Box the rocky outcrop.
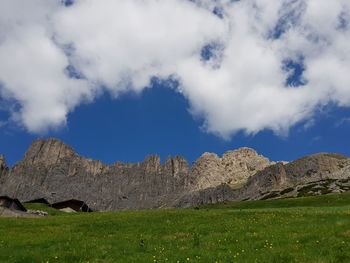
[0,138,349,211]
[173,153,350,207]
[0,155,8,178]
[189,148,272,190]
[174,184,236,208]
[22,138,76,166]
[236,153,350,200]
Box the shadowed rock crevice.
[0,155,7,175]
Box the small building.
[51,199,93,212]
[24,198,50,205]
[0,196,27,212]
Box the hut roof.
[24,198,50,205]
[0,196,27,212]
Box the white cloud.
[0,0,94,132]
[0,0,349,137]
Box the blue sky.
[1,81,350,167]
[1,0,350,166]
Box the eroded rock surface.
[174,153,350,207]
[189,148,272,191]
[0,139,193,211]
[0,155,7,175]
[0,155,8,184]
[0,138,349,211]
[238,153,350,200]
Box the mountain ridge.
[0,138,349,211]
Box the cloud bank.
[0,0,349,137]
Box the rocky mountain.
[177,153,350,207]
[238,153,350,200]
[190,148,271,190]
[0,138,272,210]
[0,138,349,211]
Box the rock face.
[22,139,76,166]
[190,148,272,191]
[0,155,8,180]
[173,153,350,207]
[0,138,272,210]
[0,155,7,174]
[0,138,349,211]
[0,138,193,211]
[237,153,350,200]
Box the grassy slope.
[0,194,349,263]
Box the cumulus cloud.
[0,0,349,137]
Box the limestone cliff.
[189,148,272,191]
[237,153,350,200]
[0,138,349,211]
[176,153,350,207]
[0,138,192,210]
[0,155,8,177]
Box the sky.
[1,0,350,166]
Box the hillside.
[0,193,349,262]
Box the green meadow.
[1,193,350,263]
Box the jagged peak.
[163,156,190,178]
[0,154,7,167]
[198,152,220,159]
[190,147,273,191]
[224,147,259,156]
[197,147,266,162]
[143,154,161,163]
[164,155,188,164]
[143,155,161,173]
[22,137,76,165]
[222,148,271,165]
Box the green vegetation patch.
[0,193,350,262]
[24,203,69,216]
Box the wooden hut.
[0,196,27,212]
[51,199,92,212]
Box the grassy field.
[1,194,350,263]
